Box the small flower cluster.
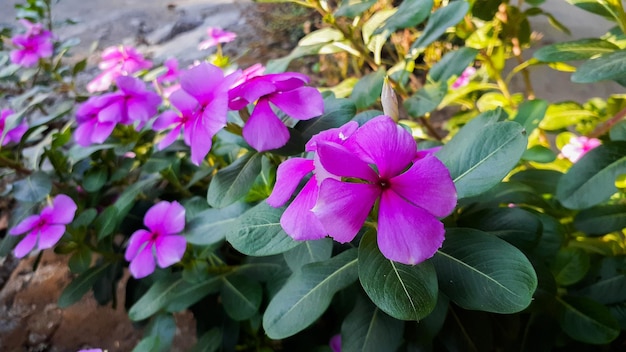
[561,135,601,163]
[10,19,53,67]
[87,45,153,93]
[268,116,457,265]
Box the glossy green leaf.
[432,228,537,313]
[341,295,404,352]
[129,275,222,321]
[350,69,386,109]
[12,171,51,202]
[263,249,358,339]
[94,206,118,240]
[534,39,618,62]
[132,337,160,352]
[550,248,590,286]
[225,202,299,256]
[564,0,614,18]
[437,110,527,199]
[58,263,111,308]
[557,295,620,344]
[610,120,626,141]
[378,0,433,33]
[429,47,479,82]
[207,151,263,208]
[189,328,222,352]
[358,231,438,320]
[574,273,626,305]
[404,81,447,117]
[68,247,92,274]
[513,99,548,135]
[556,142,626,209]
[521,145,556,163]
[509,169,562,195]
[83,167,107,192]
[540,102,597,130]
[410,1,469,54]
[296,96,356,141]
[221,274,262,321]
[335,0,377,17]
[184,202,249,245]
[572,50,626,83]
[574,204,626,235]
[284,238,333,271]
[298,28,344,46]
[143,314,176,352]
[265,43,326,74]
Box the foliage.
[2,0,626,350]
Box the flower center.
[379,179,390,189]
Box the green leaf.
[572,50,626,83]
[83,167,107,193]
[12,171,51,202]
[296,96,356,141]
[574,204,626,236]
[350,69,386,109]
[189,328,222,352]
[341,295,404,352]
[221,274,263,321]
[509,169,562,194]
[263,249,358,339]
[266,43,327,73]
[128,275,222,321]
[94,206,118,240]
[284,238,333,271]
[539,102,597,131]
[436,110,527,199]
[132,337,160,352]
[610,120,626,141]
[68,247,92,274]
[298,28,344,46]
[550,248,590,286]
[58,263,112,308]
[378,0,433,33]
[358,230,438,320]
[410,1,469,54]
[143,314,176,352]
[207,151,263,208]
[184,202,249,245]
[521,145,556,163]
[557,295,620,344]
[335,0,377,17]
[404,81,448,117]
[225,202,299,256]
[513,99,548,135]
[556,142,626,209]
[534,39,618,62]
[429,47,479,83]
[564,0,614,19]
[432,228,537,313]
[574,267,626,305]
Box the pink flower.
[10,20,53,68]
[561,136,602,163]
[153,62,239,165]
[312,116,456,264]
[87,45,152,92]
[198,27,237,50]
[451,66,476,89]
[157,58,180,84]
[9,194,77,258]
[99,76,162,126]
[1,109,28,146]
[330,334,341,352]
[229,72,324,152]
[267,122,359,240]
[124,201,186,279]
[77,349,103,352]
[74,95,118,146]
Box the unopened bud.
[381,76,399,122]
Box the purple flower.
[329,334,341,352]
[153,62,239,165]
[229,72,324,152]
[87,45,152,92]
[267,122,359,240]
[451,66,476,89]
[99,76,162,126]
[561,136,601,163]
[74,95,118,146]
[1,109,28,146]
[157,58,180,84]
[198,27,237,50]
[9,194,77,258]
[77,349,103,352]
[311,116,457,264]
[124,201,186,279]
[10,20,53,68]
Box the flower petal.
[129,245,156,279]
[316,142,378,182]
[390,155,457,217]
[280,177,327,240]
[169,89,198,115]
[90,121,116,144]
[43,194,77,225]
[157,125,182,150]
[13,232,38,258]
[124,229,153,262]
[189,116,214,165]
[153,110,180,131]
[377,190,445,265]
[180,63,223,104]
[155,235,187,268]
[144,201,186,235]
[37,224,66,249]
[269,87,323,121]
[313,179,380,243]
[9,215,40,235]
[242,99,290,152]
[348,115,417,179]
[267,158,314,207]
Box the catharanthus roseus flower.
[229,72,324,152]
[87,45,152,92]
[561,136,602,163]
[124,201,186,279]
[0,109,28,146]
[267,122,359,240]
[10,20,53,68]
[153,62,239,165]
[74,95,118,146]
[9,194,77,258]
[99,75,162,126]
[451,66,476,89]
[157,58,180,84]
[329,334,341,352]
[198,27,237,50]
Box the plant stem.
[511,37,535,100]
[589,106,626,138]
[0,155,31,175]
